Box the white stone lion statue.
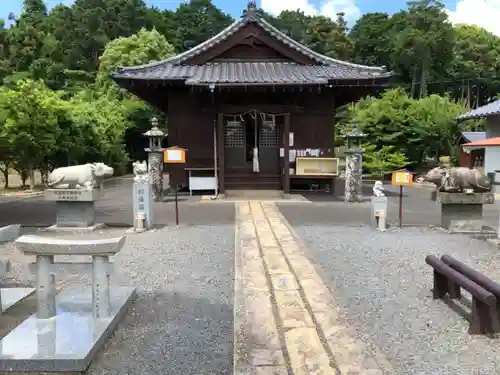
[47,163,114,190]
[133,160,150,183]
[372,181,385,197]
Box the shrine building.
[111,2,393,196]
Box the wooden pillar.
[283,113,290,198]
[331,95,337,195]
[217,112,225,196]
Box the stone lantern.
[343,123,366,202]
[144,117,166,201]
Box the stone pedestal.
[344,153,363,202]
[437,192,494,233]
[371,196,387,231]
[133,183,154,230]
[0,235,137,371]
[147,151,164,202]
[44,189,103,232]
[0,225,35,315]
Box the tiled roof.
[111,7,392,84]
[112,62,393,84]
[457,100,500,121]
[463,136,500,147]
[460,131,486,143]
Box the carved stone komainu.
[132,160,150,184]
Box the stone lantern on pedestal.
[144,117,166,202]
[344,123,366,202]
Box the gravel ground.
[0,223,234,375]
[293,224,500,375]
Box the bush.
[363,144,409,178]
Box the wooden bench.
[425,255,499,334]
[441,254,500,327]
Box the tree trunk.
[28,167,35,190]
[41,169,48,185]
[2,165,8,189]
[419,63,428,99]
[411,69,418,98]
[21,170,28,188]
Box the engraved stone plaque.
[133,183,153,229]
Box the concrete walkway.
[234,201,396,374]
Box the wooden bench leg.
[448,280,461,299]
[470,297,500,335]
[433,271,448,299]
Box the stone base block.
[55,201,96,228]
[0,286,136,372]
[0,225,21,243]
[440,198,489,233]
[487,238,500,249]
[1,288,35,312]
[437,191,495,204]
[447,220,485,233]
[44,223,105,233]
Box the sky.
[1,0,499,36]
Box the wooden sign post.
[164,146,187,226]
[391,169,413,228]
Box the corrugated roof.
[112,62,392,84]
[111,6,392,84]
[461,131,487,143]
[463,136,500,147]
[457,100,500,121]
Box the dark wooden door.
[224,120,247,174]
[258,117,280,175]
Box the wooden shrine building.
[112,2,393,196]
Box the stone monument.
[0,225,35,314]
[344,123,366,203]
[371,181,387,231]
[132,160,154,231]
[144,117,166,202]
[44,162,114,231]
[0,234,136,371]
[424,166,495,232]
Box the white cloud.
[446,0,500,36]
[260,0,361,24]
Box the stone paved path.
[234,201,396,375]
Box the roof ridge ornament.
[244,0,258,18]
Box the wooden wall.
[164,85,346,186]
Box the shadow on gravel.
[88,290,233,375]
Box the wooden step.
[226,189,283,198]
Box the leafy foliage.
[363,145,409,178]
[348,88,481,165]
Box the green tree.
[391,0,455,98]
[449,24,500,107]
[96,28,175,162]
[349,13,392,66]
[173,0,233,51]
[69,94,131,173]
[0,79,67,189]
[363,145,409,178]
[96,28,175,94]
[54,0,151,71]
[349,88,478,165]
[7,0,48,73]
[304,14,352,59]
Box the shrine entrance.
[222,110,284,189]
